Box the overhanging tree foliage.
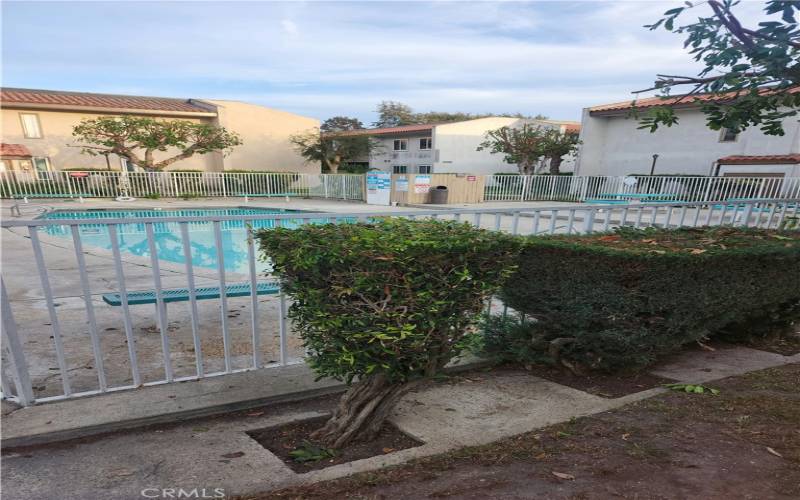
[638,0,800,135]
[72,116,242,171]
[258,219,520,447]
[477,125,580,175]
[373,100,548,128]
[537,128,581,175]
[290,116,377,173]
[373,101,419,128]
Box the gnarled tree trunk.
[518,159,536,175]
[323,154,342,174]
[311,374,423,448]
[549,155,563,175]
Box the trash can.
[430,185,448,204]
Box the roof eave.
[0,102,218,118]
[589,101,706,117]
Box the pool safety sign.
[395,176,409,192]
[366,172,392,205]
[414,175,431,194]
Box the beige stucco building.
[0,88,320,175]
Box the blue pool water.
[38,207,330,275]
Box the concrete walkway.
[2,345,796,500]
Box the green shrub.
[257,219,520,447]
[492,227,800,373]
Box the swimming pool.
[38,207,323,274]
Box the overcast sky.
[2,1,768,124]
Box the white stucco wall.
[432,117,521,174]
[575,107,800,177]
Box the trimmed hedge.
[257,218,521,384]
[491,227,800,372]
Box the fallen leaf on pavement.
[766,447,783,458]
[552,471,575,480]
[221,452,245,459]
[382,447,395,453]
[106,468,136,478]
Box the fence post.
[341,175,346,200]
[171,172,179,197]
[582,207,596,234]
[740,202,754,227]
[65,172,74,199]
[1,278,34,406]
[702,177,713,203]
[580,177,589,201]
[520,175,529,201]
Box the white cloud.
[2,0,773,123]
[280,19,299,36]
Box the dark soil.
[243,363,800,500]
[520,364,674,398]
[742,331,800,356]
[248,416,422,473]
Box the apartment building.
[0,88,320,175]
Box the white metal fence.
[3,171,799,205]
[0,171,365,201]
[484,174,800,202]
[2,198,798,406]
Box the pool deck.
[1,196,582,217]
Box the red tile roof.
[329,123,435,138]
[718,154,800,165]
[0,143,32,158]
[0,88,214,114]
[329,120,580,138]
[590,87,800,115]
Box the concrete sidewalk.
[2,345,796,500]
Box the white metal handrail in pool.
[2,198,798,406]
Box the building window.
[418,165,432,174]
[393,139,408,151]
[419,138,432,150]
[719,128,738,142]
[32,157,51,180]
[392,165,407,174]
[20,113,43,138]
